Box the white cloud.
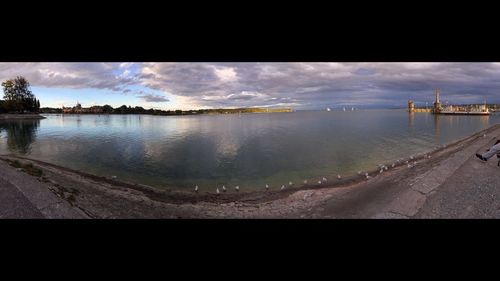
[213,66,237,83]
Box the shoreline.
[0,113,46,120]
[0,123,499,218]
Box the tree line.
[0,76,40,113]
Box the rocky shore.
[0,114,46,120]
[1,124,499,218]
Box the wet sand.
[1,124,499,218]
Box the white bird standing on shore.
[222,185,226,192]
[303,180,308,184]
[265,184,269,190]
[235,185,239,191]
[322,177,327,182]
[384,166,388,171]
[281,185,285,190]
[194,185,198,193]
[337,174,341,180]
[216,188,220,194]
[358,171,362,175]
[289,181,293,186]
[410,155,414,160]
[365,172,369,177]
[318,180,322,184]
[391,163,395,168]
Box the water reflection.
[0,120,40,154]
[1,112,498,191]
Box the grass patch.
[48,183,79,206]
[8,159,43,177]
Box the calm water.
[1,110,498,192]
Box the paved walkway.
[0,176,44,218]
[0,161,87,219]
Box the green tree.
[102,104,114,113]
[1,76,38,113]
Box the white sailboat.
[343,107,346,112]
[326,107,331,112]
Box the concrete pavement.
[0,161,87,219]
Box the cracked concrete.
[0,161,87,218]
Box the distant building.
[62,102,103,114]
[408,100,415,113]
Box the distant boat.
[343,107,346,112]
[351,107,354,111]
[326,107,331,112]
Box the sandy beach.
[1,124,499,218]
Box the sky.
[0,63,499,110]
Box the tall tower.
[433,89,441,113]
[408,100,415,113]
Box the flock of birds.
[194,153,435,194]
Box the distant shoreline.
[0,113,46,120]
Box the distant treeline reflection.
[0,120,39,154]
[40,104,292,115]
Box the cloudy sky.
[0,63,499,110]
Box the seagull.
[281,185,285,190]
[289,181,293,186]
[235,186,239,191]
[410,155,414,160]
[391,163,395,168]
[194,185,198,193]
[337,174,341,180]
[265,184,269,190]
[322,177,327,182]
[365,172,369,177]
[216,188,220,194]
[405,160,409,164]
[384,166,388,171]
[358,171,362,175]
[379,169,383,174]
[303,180,308,184]
[318,180,322,184]
[222,185,226,192]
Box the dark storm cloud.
[138,93,169,102]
